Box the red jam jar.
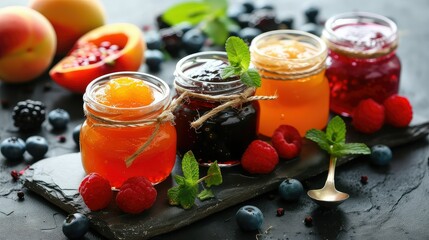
[322,12,401,116]
[173,51,258,166]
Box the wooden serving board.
[23,116,429,240]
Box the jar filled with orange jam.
[250,30,329,136]
[80,72,176,188]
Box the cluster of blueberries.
[143,2,322,72]
[0,100,81,161]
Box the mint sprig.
[162,0,234,45]
[221,36,261,88]
[167,151,223,209]
[305,116,371,158]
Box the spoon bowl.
[307,156,349,208]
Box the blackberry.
[12,99,46,132]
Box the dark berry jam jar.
[173,51,258,166]
[322,12,401,116]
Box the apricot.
[0,6,56,83]
[29,0,106,56]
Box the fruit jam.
[250,30,329,136]
[173,52,258,166]
[80,72,176,188]
[322,12,401,116]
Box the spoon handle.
[326,155,337,185]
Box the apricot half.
[50,23,146,93]
[0,6,56,83]
[29,0,106,56]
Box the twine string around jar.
[174,84,278,129]
[84,87,277,168]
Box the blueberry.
[48,108,70,130]
[241,0,255,13]
[228,24,241,37]
[174,22,193,34]
[72,124,81,146]
[0,137,25,161]
[145,30,162,50]
[182,28,206,54]
[227,4,247,23]
[25,136,48,159]
[278,178,304,201]
[236,205,264,231]
[370,145,392,166]
[145,49,164,72]
[236,13,252,28]
[238,27,262,44]
[155,14,170,29]
[304,6,320,23]
[279,17,295,29]
[62,213,89,239]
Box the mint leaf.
[221,65,240,79]
[182,151,199,182]
[240,68,261,88]
[202,17,229,45]
[326,116,346,145]
[203,0,227,10]
[174,175,186,185]
[305,129,331,153]
[197,189,215,201]
[225,36,250,69]
[331,143,371,157]
[205,161,222,187]
[162,2,210,26]
[167,186,180,206]
[177,182,199,209]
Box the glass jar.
[250,30,329,137]
[322,12,401,116]
[173,51,258,166]
[80,71,176,188]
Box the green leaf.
[205,161,222,187]
[177,182,199,209]
[240,69,261,87]
[174,175,186,185]
[197,189,215,201]
[162,2,210,26]
[182,151,199,182]
[221,65,240,79]
[326,116,346,145]
[202,17,229,45]
[225,36,250,69]
[203,0,227,11]
[167,186,180,206]
[305,129,331,153]
[331,143,371,157]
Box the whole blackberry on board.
[12,99,46,132]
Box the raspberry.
[352,99,385,134]
[271,125,302,159]
[241,140,279,174]
[12,99,46,132]
[115,176,157,214]
[383,95,413,127]
[79,173,112,211]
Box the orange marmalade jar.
[80,72,176,188]
[250,30,329,136]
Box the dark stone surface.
[1,0,429,240]
[22,116,429,240]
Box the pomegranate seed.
[304,216,313,226]
[10,170,20,181]
[17,191,25,200]
[58,135,67,143]
[360,175,368,184]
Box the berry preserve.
[173,52,258,166]
[322,12,401,116]
[80,72,176,188]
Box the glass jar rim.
[84,71,171,114]
[323,11,397,43]
[174,51,247,95]
[250,29,328,63]
[322,11,398,58]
